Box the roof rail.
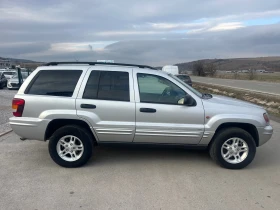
[44,62,157,70]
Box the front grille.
[10,83,19,87]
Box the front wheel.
[48,125,93,168]
[209,127,256,169]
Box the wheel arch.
[45,119,98,145]
[209,122,259,147]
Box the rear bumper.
[9,117,50,141]
[257,125,273,146]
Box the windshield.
[12,72,28,79]
[3,72,15,76]
[169,74,203,98]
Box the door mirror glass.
[178,95,196,106]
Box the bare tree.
[192,61,205,76]
[204,63,217,76]
[233,71,238,79]
[248,69,255,80]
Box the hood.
[4,75,13,79]
[207,94,263,109]
[9,78,26,83]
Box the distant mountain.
[176,56,280,72]
[0,56,40,63]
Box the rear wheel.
[49,125,93,168]
[209,127,256,169]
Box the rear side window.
[83,71,129,101]
[26,70,82,97]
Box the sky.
[0,0,280,65]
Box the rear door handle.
[80,104,96,109]
[140,108,156,113]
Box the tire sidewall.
[49,126,93,168]
[215,128,256,169]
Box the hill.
[176,56,280,72]
[0,56,43,69]
[0,56,39,63]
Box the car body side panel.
[76,66,136,142]
[10,66,90,140]
[132,68,205,144]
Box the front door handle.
[140,108,156,113]
[80,104,96,109]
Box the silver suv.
[10,62,273,169]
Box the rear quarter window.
[25,70,82,97]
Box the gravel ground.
[0,121,279,210]
[0,88,17,134]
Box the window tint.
[176,75,190,80]
[26,70,82,97]
[3,72,15,75]
[83,71,129,101]
[137,73,185,104]
[83,71,100,99]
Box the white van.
[162,65,179,75]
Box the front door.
[76,67,135,142]
[133,72,204,144]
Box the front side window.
[137,73,186,104]
[12,72,28,79]
[83,71,129,101]
[26,70,82,97]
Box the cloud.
[0,42,50,57]
[0,0,280,65]
[208,22,245,31]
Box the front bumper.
[7,82,19,89]
[9,117,51,141]
[257,125,273,146]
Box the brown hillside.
[176,57,280,72]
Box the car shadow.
[87,145,213,167]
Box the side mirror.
[178,95,196,106]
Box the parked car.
[2,71,16,79]
[7,72,28,90]
[10,62,273,169]
[0,72,8,89]
[175,74,192,86]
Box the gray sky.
[1,0,280,65]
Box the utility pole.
[17,67,23,87]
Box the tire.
[209,127,256,169]
[48,125,93,168]
[0,83,3,89]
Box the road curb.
[0,129,13,137]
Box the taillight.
[12,98,25,117]
[263,113,270,124]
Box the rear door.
[133,70,205,144]
[76,66,135,142]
